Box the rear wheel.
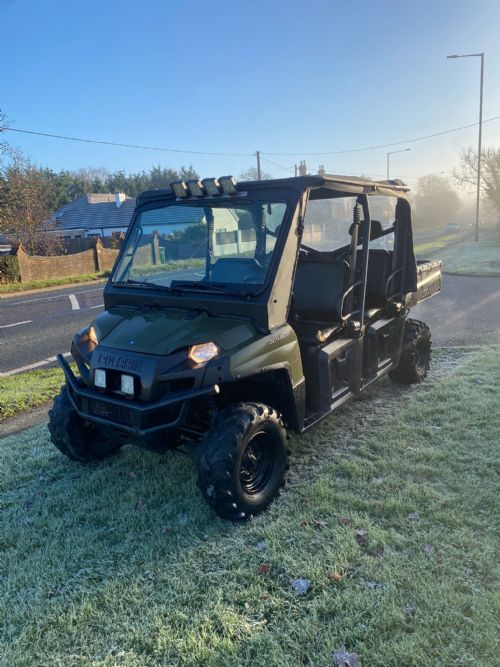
[389,318,431,384]
[48,386,122,462]
[196,402,288,520]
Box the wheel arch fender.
[216,366,305,432]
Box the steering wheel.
[241,273,261,284]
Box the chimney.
[298,160,308,176]
[115,193,126,208]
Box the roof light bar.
[219,175,237,195]
[201,177,221,196]
[170,180,189,198]
[186,179,205,197]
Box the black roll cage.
[104,175,416,333]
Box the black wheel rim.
[415,338,430,372]
[240,432,275,496]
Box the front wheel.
[389,318,431,384]
[196,402,288,520]
[48,386,122,462]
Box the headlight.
[74,324,99,363]
[88,325,99,346]
[188,342,219,365]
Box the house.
[0,232,16,255]
[45,193,136,238]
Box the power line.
[1,113,500,160]
[260,156,295,174]
[261,114,500,156]
[0,126,254,157]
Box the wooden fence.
[14,239,120,283]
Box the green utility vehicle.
[49,174,442,519]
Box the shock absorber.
[347,200,363,317]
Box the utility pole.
[386,148,411,180]
[476,54,484,243]
[256,150,261,180]
[447,52,484,242]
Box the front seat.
[291,257,350,344]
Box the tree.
[0,109,9,164]
[456,146,500,215]
[239,166,272,181]
[0,108,203,248]
[412,174,461,230]
[1,158,62,253]
[0,109,17,220]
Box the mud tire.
[389,318,431,384]
[48,386,122,462]
[196,402,288,520]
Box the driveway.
[413,273,500,346]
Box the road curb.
[0,403,50,439]
[0,279,107,300]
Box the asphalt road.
[0,284,104,374]
[1,273,499,376]
[413,273,500,347]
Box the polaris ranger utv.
[49,174,441,519]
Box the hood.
[92,306,258,356]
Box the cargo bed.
[405,259,442,307]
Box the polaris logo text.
[96,353,143,373]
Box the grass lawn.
[0,366,66,421]
[413,231,471,257]
[1,346,499,666]
[0,272,108,295]
[431,230,500,275]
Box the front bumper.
[58,354,218,437]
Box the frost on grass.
[291,578,310,594]
[1,346,498,666]
[333,647,361,666]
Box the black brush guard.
[57,354,218,437]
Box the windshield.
[112,200,287,294]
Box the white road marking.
[89,304,104,309]
[69,294,80,310]
[0,320,32,329]
[7,287,103,306]
[0,352,71,377]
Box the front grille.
[89,399,131,425]
[156,377,195,400]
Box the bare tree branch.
[456,146,500,212]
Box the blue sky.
[1,0,500,189]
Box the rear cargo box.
[405,259,442,307]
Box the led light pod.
[201,177,221,196]
[94,369,106,389]
[121,374,135,396]
[170,180,189,198]
[188,342,219,364]
[219,175,237,194]
[186,179,205,197]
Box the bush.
[0,255,20,283]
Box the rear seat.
[356,249,392,307]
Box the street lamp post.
[447,52,484,242]
[386,148,411,180]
